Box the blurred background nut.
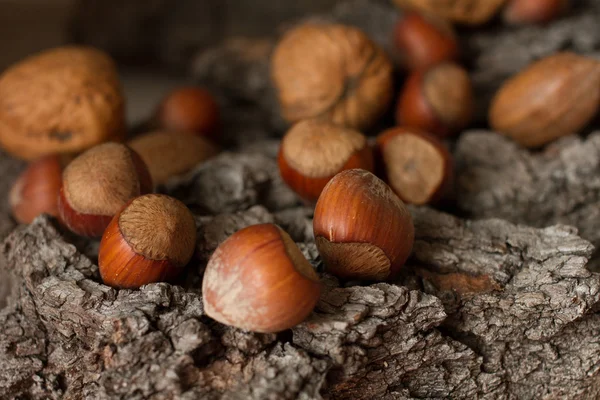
[392,0,506,25]
[489,52,600,148]
[503,0,569,25]
[396,62,474,138]
[0,46,125,160]
[271,23,393,131]
[128,131,219,185]
[393,10,458,70]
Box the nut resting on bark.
[278,119,374,203]
[57,142,153,237]
[0,46,125,160]
[313,169,414,281]
[376,127,453,205]
[489,52,600,148]
[128,131,219,185]
[271,23,393,131]
[202,223,321,333]
[392,0,507,25]
[396,62,474,138]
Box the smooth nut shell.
[271,23,393,131]
[392,0,506,25]
[503,0,568,24]
[396,63,473,137]
[393,11,458,70]
[202,223,321,333]
[99,194,196,289]
[155,87,220,138]
[278,119,374,202]
[9,155,63,224]
[128,131,219,185]
[489,52,600,148]
[0,46,125,160]
[313,169,414,281]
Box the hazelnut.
[0,46,125,160]
[392,0,506,25]
[9,155,65,224]
[489,52,600,148]
[393,11,458,70]
[271,23,393,131]
[57,143,153,237]
[313,169,414,281]
[128,131,219,185]
[278,119,374,203]
[503,0,568,25]
[396,62,473,138]
[99,194,196,289]
[155,87,220,139]
[376,127,453,205]
[202,223,320,333]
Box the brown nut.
[393,11,458,70]
[489,52,600,148]
[9,155,64,224]
[313,169,414,281]
[376,127,453,205]
[128,131,219,185]
[392,0,506,25]
[57,143,153,237]
[155,87,220,140]
[271,23,393,131]
[278,119,374,203]
[503,0,569,25]
[99,194,196,289]
[396,62,473,138]
[0,46,125,160]
[202,223,321,333]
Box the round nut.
[0,46,125,160]
[271,23,393,131]
[392,0,506,25]
[202,223,321,333]
[278,119,374,202]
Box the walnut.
[270,23,393,131]
[0,46,125,160]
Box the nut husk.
[271,23,393,131]
[392,0,506,25]
[0,46,125,160]
[489,52,600,148]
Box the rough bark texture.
[0,0,598,399]
[455,130,600,269]
[1,146,600,399]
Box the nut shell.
[393,11,458,70]
[128,131,219,185]
[278,119,374,202]
[0,46,125,160]
[503,0,568,24]
[271,23,393,131]
[396,62,473,138]
[58,143,153,237]
[99,194,196,289]
[376,127,453,205]
[313,169,414,281]
[392,0,506,25]
[9,155,63,224]
[155,87,220,139]
[202,223,320,333]
[489,52,600,148]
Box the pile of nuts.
[3,0,600,334]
